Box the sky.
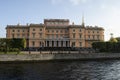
[0,0,120,41]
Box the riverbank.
[0,52,120,62]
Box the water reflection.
[0,60,120,80]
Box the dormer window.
[33,28,35,31]
[73,29,75,32]
[40,29,42,31]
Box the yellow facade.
[6,19,104,48]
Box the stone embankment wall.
[0,52,120,62]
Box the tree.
[0,38,27,54]
[92,42,106,52]
[0,38,12,53]
[109,33,118,42]
[109,38,118,43]
[92,41,120,53]
[116,37,120,42]
[21,38,26,49]
[11,38,26,50]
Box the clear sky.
[0,0,120,41]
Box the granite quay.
[0,52,120,62]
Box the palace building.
[6,19,104,49]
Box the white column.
[67,41,69,47]
[63,41,65,47]
[50,41,52,47]
[54,41,56,47]
[59,41,61,47]
[46,41,47,47]
[45,41,47,47]
[47,41,48,47]
[68,41,70,47]
[65,41,66,47]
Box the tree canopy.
[92,41,120,53]
[0,38,26,53]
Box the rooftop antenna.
[82,13,85,27]
[72,22,74,25]
[110,33,113,38]
[17,23,20,26]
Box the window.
[72,42,75,47]
[73,33,75,38]
[79,42,82,47]
[80,29,81,32]
[12,30,15,32]
[18,30,20,32]
[93,31,94,33]
[79,34,82,39]
[17,34,19,38]
[32,41,35,47]
[88,35,90,39]
[52,30,54,33]
[23,30,24,32]
[97,31,99,33]
[39,33,42,38]
[12,34,14,38]
[32,33,35,38]
[56,30,58,33]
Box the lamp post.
[42,42,44,50]
[110,33,113,38]
[40,42,44,54]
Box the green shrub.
[92,41,120,53]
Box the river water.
[0,60,120,80]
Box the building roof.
[29,23,44,27]
[6,24,29,29]
[44,19,69,22]
[6,19,104,30]
[46,26,69,29]
[69,25,85,28]
[86,26,104,30]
